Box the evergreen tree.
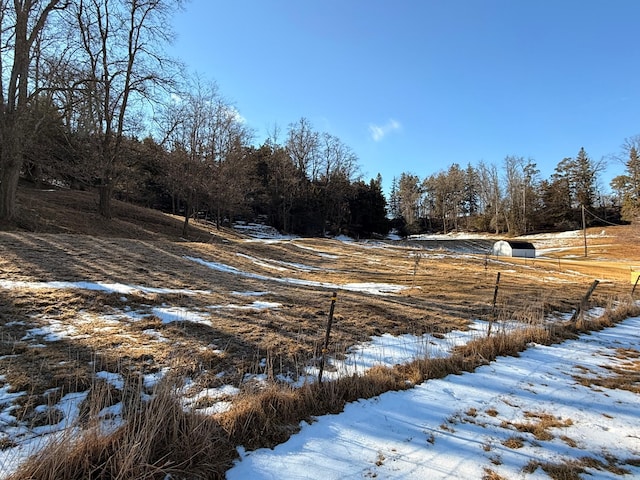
[612,143,640,221]
[348,174,389,238]
[540,175,574,229]
[463,164,480,229]
[573,147,597,208]
[388,176,401,220]
[553,150,599,210]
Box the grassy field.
[1,185,639,478]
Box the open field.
[1,187,639,477]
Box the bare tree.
[0,0,68,220]
[477,161,502,234]
[159,77,218,235]
[205,101,253,229]
[397,172,422,229]
[158,75,252,234]
[71,0,183,218]
[286,117,319,180]
[313,132,359,234]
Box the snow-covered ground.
[228,315,640,479]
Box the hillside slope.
[3,184,223,241]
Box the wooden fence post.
[570,280,600,325]
[318,291,338,383]
[488,272,501,337]
[412,252,422,287]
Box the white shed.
[492,240,536,258]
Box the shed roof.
[503,241,535,249]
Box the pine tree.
[573,147,596,209]
[614,145,640,221]
[626,146,640,204]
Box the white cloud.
[369,119,401,141]
[224,105,246,124]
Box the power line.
[583,206,625,227]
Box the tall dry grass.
[9,296,640,479]
[9,379,234,480]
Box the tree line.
[390,141,640,236]
[0,0,388,237]
[1,1,638,239]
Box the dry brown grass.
[8,380,234,480]
[572,345,640,394]
[514,411,573,441]
[8,296,640,479]
[482,468,509,480]
[3,186,640,478]
[523,459,586,480]
[524,455,633,479]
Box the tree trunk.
[98,183,113,218]
[0,121,23,221]
[182,203,190,238]
[0,162,21,221]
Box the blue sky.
[169,0,640,195]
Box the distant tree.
[250,141,301,233]
[540,166,575,230]
[462,163,480,229]
[315,132,359,235]
[621,136,640,190]
[396,172,422,232]
[551,157,575,201]
[388,176,401,220]
[286,117,319,180]
[626,146,640,202]
[283,119,364,235]
[572,147,598,209]
[207,135,255,228]
[203,103,253,229]
[117,136,168,208]
[502,156,540,235]
[476,161,502,233]
[609,174,628,211]
[20,95,69,187]
[445,163,466,231]
[348,174,389,238]
[285,117,320,232]
[611,139,640,221]
[424,164,466,233]
[521,159,541,231]
[554,148,603,213]
[158,77,218,236]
